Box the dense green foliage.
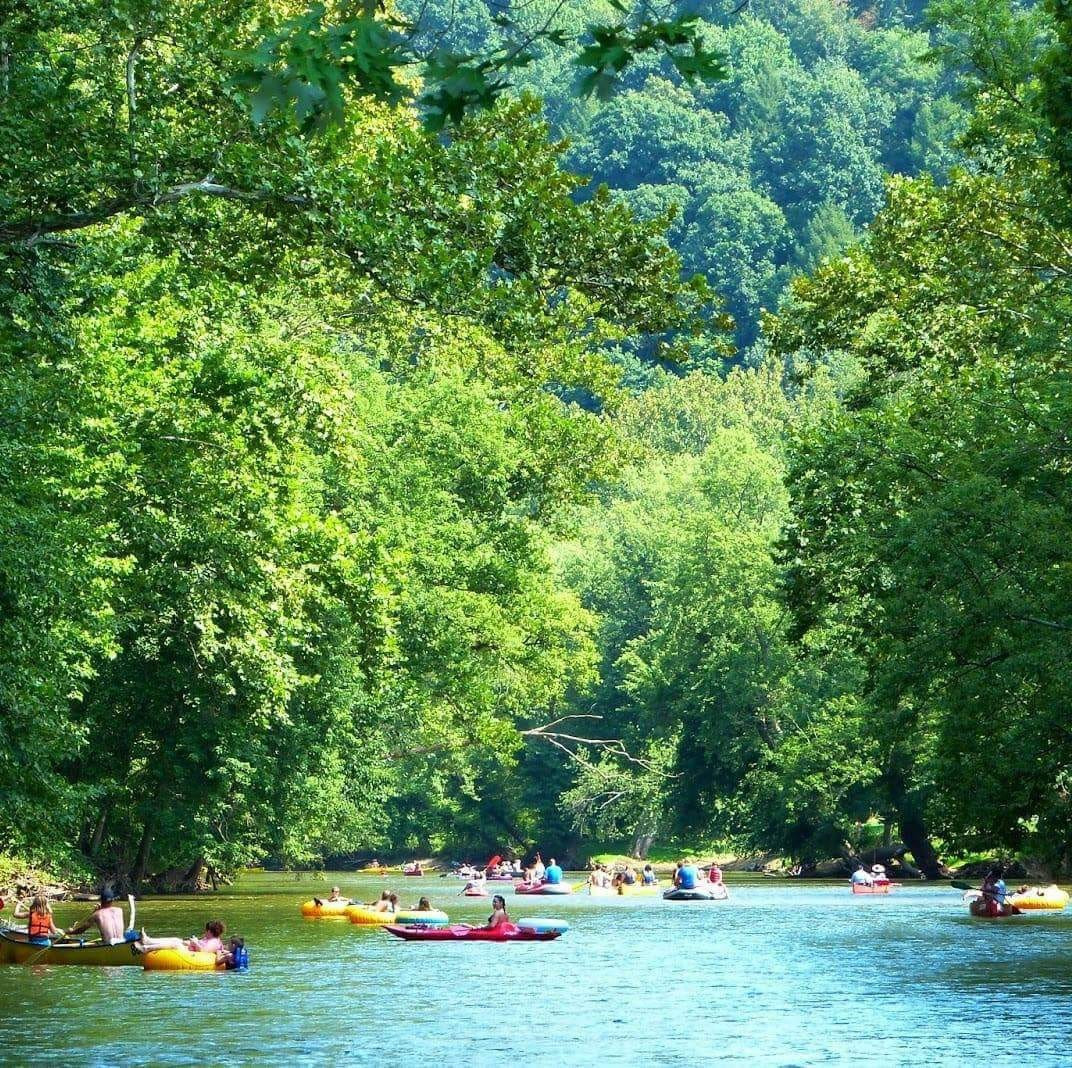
[0,1,711,882]
[401,0,966,351]
[554,0,1072,877]
[6,0,1072,885]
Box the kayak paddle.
[951,880,1004,896]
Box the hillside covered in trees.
[3,0,1071,889]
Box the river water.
[1,872,1070,1066]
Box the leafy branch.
[233,0,726,133]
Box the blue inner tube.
[517,918,569,935]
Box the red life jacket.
[28,910,52,937]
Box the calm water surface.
[1,872,1070,1066]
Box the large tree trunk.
[897,810,950,880]
[184,856,205,887]
[87,804,110,857]
[131,814,156,886]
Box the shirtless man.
[66,890,131,944]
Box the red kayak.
[385,922,564,942]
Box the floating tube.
[346,906,398,925]
[1008,886,1069,911]
[517,917,569,936]
[663,885,729,901]
[966,894,1021,919]
[300,900,351,918]
[394,909,449,926]
[514,882,573,895]
[142,948,222,972]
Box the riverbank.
[0,854,87,903]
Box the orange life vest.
[28,910,52,937]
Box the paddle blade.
[950,880,977,891]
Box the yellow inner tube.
[300,900,351,919]
[1008,886,1069,911]
[143,948,222,972]
[346,905,397,925]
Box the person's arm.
[12,900,30,919]
[65,909,98,936]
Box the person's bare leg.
[135,931,187,952]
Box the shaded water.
[2,872,1071,1066]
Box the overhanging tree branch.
[0,178,312,245]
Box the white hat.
[871,864,885,874]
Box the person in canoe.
[544,858,564,885]
[532,852,546,883]
[641,864,657,886]
[707,863,724,886]
[412,896,435,911]
[870,863,888,884]
[673,860,700,890]
[622,865,637,886]
[14,894,65,944]
[587,864,610,890]
[850,864,874,888]
[65,889,135,944]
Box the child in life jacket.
[20,894,65,945]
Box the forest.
[2,0,1071,889]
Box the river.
[1,872,1070,1066]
